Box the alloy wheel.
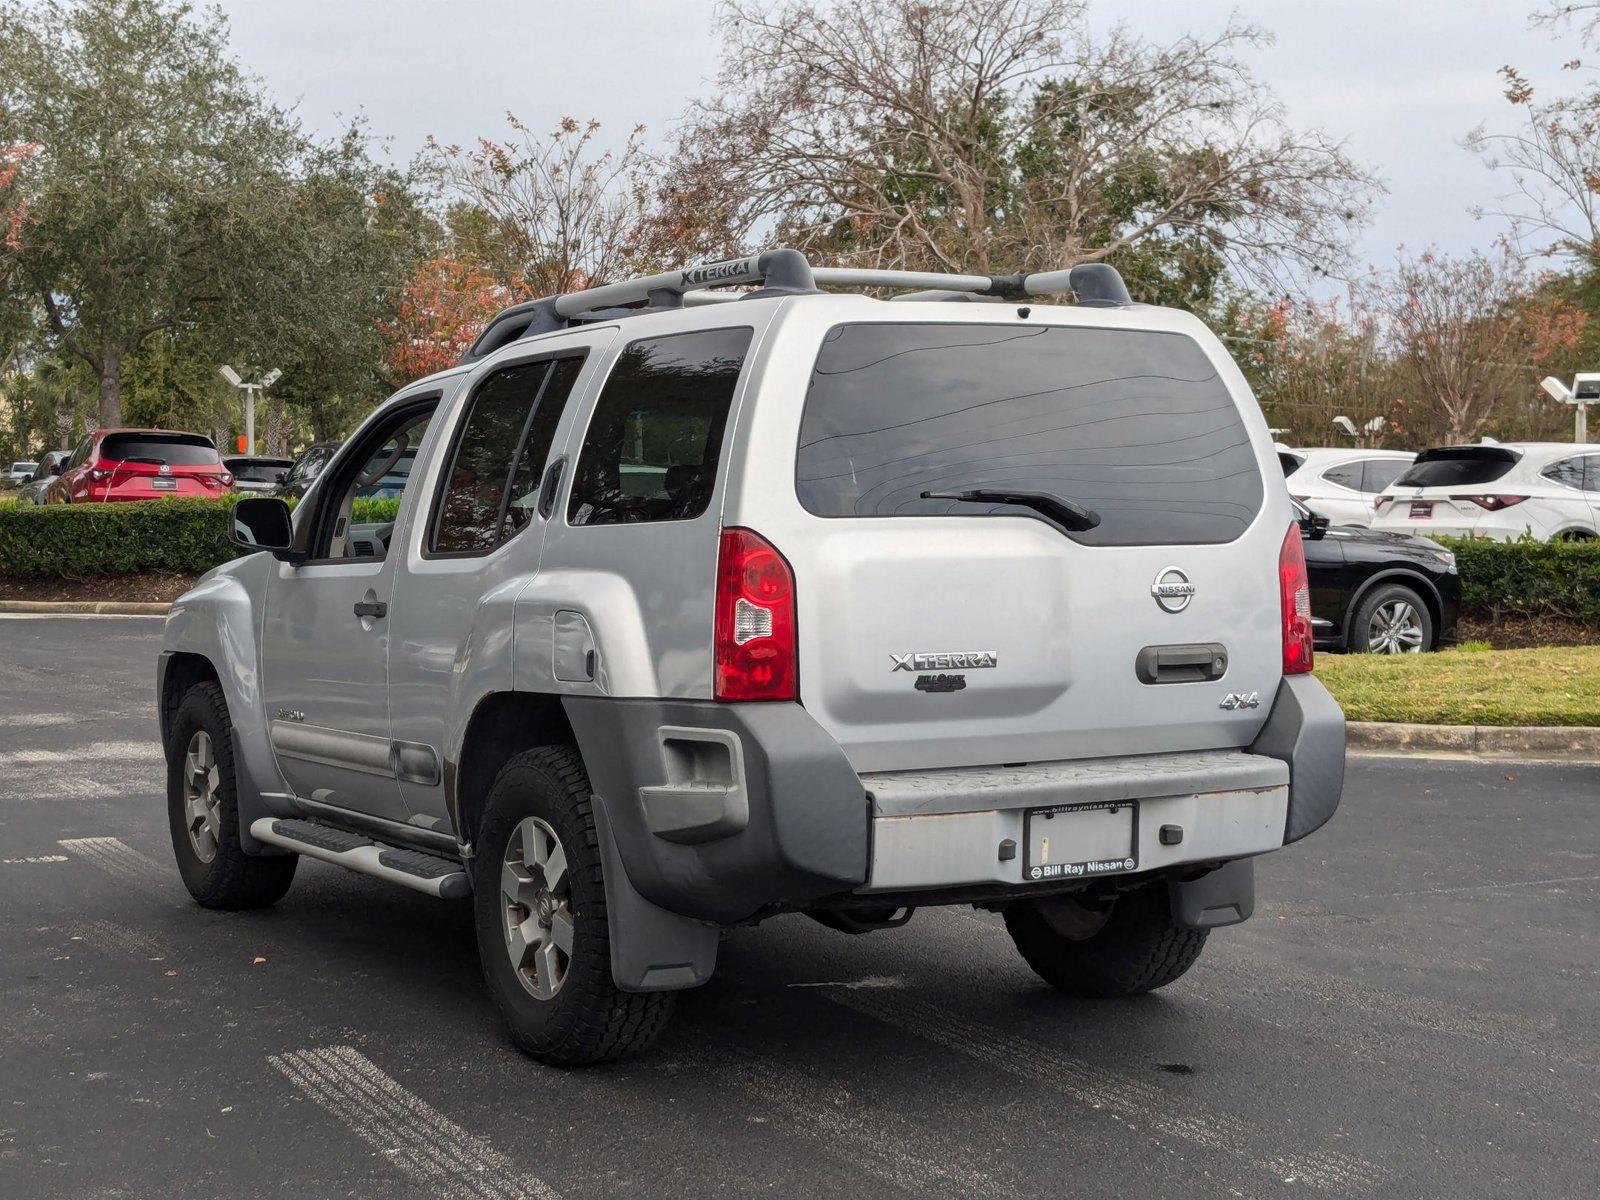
[1367,599,1425,654]
[500,816,575,1001]
[182,730,222,863]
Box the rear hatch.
[1373,446,1522,533]
[747,310,1286,774]
[95,432,227,498]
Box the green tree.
[0,0,306,426]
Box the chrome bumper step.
[250,818,470,900]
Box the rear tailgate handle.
[1135,643,1228,685]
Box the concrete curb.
[0,600,170,616]
[1349,720,1600,760]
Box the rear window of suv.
[1393,449,1517,488]
[795,322,1264,546]
[99,433,219,466]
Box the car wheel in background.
[1556,529,1595,542]
[1003,882,1208,996]
[166,680,298,908]
[1349,582,1433,654]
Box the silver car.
[157,251,1345,1065]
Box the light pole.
[1539,374,1597,443]
[219,366,282,456]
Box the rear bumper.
[563,675,1345,926]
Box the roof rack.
[459,248,1133,365]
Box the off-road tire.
[1348,582,1433,654]
[1003,882,1207,997]
[166,681,297,908]
[473,746,674,1066]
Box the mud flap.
[590,793,721,992]
[1169,858,1255,929]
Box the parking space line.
[825,986,1385,1196]
[269,1045,558,1200]
[1,854,69,864]
[75,918,172,961]
[711,1044,1009,1197]
[58,836,171,896]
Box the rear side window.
[796,323,1264,546]
[1320,462,1364,491]
[1541,456,1586,490]
[431,355,585,555]
[1361,459,1409,493]
[1394,451,1517,489]
[567,327,752,526]
[99,433,219,466]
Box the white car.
[1372,442,1600,542]
[5,460,39,484]
[1279,448,1416,527]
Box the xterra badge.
[891,651,998,671]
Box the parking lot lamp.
[219,366,282,455]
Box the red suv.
[41,429,233,503]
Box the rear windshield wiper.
[920,487,1102,533]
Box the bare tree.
[1381,245,1584,444]
[657,0,1378,290]
[423,115,662,299]
[1468,2,1600,264]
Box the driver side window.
[307,402,438,562]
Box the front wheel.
[1003,882,1207,997]
[472,746,674,1065]
[166,681,297,908]
[1349,583,1432,654]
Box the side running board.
[250,817,470,900]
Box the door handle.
[353,599,388,619]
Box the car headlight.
[1432,549,1456,570]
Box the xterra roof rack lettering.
[158,249,1345,1065]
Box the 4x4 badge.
[1151,566,1195,613]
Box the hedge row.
[1,500,1598,623]
[1438,536,1600,621]
[0,496,399,579]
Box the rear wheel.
[1349,583,1432,654]
[472,746,674,1065]
[1003,882,1207,997]
[166,681,297,908]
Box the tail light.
[714,527,797,702]
[1450,494,1526,511]
[89,467,110,481]
[1372,495,1393,511]
[1279,521,1314,675]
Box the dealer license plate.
[150,477,177,490]
[1022,800,1139,883]
[1408,501,1432,518]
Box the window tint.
[1320,462,1364,491]
[1394,451,1516,488]
[1361,459,1409,493]
[1542,456,1586,490]
[315,406,435,561]
[504,356,584,525]
[1278,451,1305,477]
[568,328,751,526]
[67,438,91,470]
[1586,457,1600,492]
[431,356,584,555]
[99,433,219,466]
[796,323,1264,546]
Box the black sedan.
[1297,503,1461,653]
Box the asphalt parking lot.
[0,615,1595,1199]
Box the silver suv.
[158,251,1345,1065]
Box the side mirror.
[1298,510,1331,540]
[231,497,300,560]
[21,473,34,484]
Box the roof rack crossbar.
[459,250,1132,365]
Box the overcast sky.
[214,0,1583,282]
